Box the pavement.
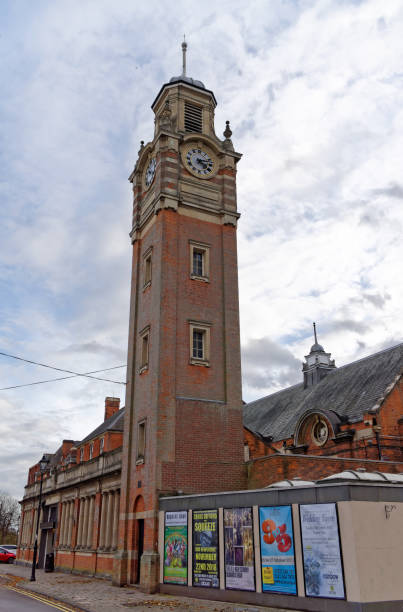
[0,564,300,612]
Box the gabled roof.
[79,407,125,445]
[243,343,403,442]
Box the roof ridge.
[245,381,303,407]
[336,341,403,371]
[245,342,402,408]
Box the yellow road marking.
[5,584,78,611]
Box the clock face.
[145,158,156,187]
[186,148,214,176]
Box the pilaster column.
[67,501,74,547]
[82,497,90,549]
[112,490,120,549]
[105,492,113,549]
[77,498,84,547]
[93,491,102,549]
[72,497,80,548]
[99,493,107,549]
[30,509,36,545]
[55,502,63,548]
[87,496,95,549]
[60,503,67,546]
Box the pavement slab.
[0,565,300,612]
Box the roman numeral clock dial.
[181,144,218,179]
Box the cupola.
[302,323,336,388]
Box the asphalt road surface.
[0,584,73,611]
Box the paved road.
[0,584,70,611]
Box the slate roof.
[243,343,403,442]
[79,407,125,444]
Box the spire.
[166,38,206,90]
[181,36,187,77]
[310,321,324,352]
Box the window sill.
[143,281,151,291]
[189,358,210,367]
[190,274,209,283]
[139,365,149,375]
[135,458,145,465]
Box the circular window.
[312,419,328,446]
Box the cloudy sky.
[1,0,402,498]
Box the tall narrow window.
[193,250,203,277]
[139,326,150,373]
[99,437,104,454]
[189,321,211,366]
[193,330,204,359]
[189,240,210,281]
[80,447,84,463]
[89,443,94,460]
[136,420,146,463]
[143,246,153,289]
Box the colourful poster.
[192,509,219,588]
[300,504,345,599]
[163,511,188,585]
[259,505,297,595]
[224,507,255,591]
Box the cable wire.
[0,365,127,391]
[0,351,127,386]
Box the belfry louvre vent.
[184,102,202,133]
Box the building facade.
[17,50,403,601]
[18,398,123,576]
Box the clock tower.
[114,43,245,591]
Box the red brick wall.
[247,453,403,489]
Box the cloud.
[60,341,126,361]
[362,292,391,309]
[1,0,403,497]
[242,337,301,398]
[371,183,403,199]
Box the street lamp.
[30,454,49,582]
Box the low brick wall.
[246,453,403,488]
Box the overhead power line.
[0,365,127,391]
[0,351,127,387]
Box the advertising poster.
[300,504,345,599]
[192,509,219,588]
[224,507,255,591]
[163,511,188,585]
[259,505,297,595]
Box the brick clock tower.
[114,43,245,591]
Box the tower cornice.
[152,79,217,110]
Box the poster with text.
[300,504,345,599]
[192,509,219,588]
[224,507,255,591]
[259,505,297,595]
[163,511,188,585]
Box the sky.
[1,0,402,499]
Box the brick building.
[244,340,403,489]
[18,398,124,576]
[17,46,403,595]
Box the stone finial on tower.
[223,120,234,150]
[302,323,336,388]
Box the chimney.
[104,397,120,421]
